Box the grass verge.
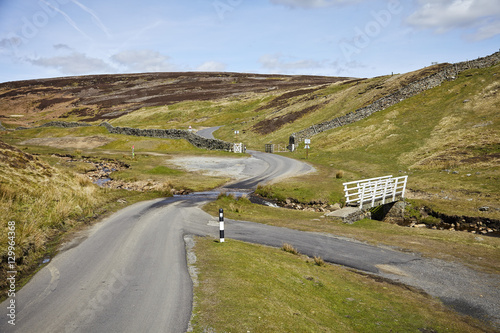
[244,65,500,220]
[0,141,168,301]
[204,196,500,274]
[190,237,492,332]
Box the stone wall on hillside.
[39,121,92,128]
[292,51,500,143]
[13,121,91,131]
[100,122,233,151]
[12,121,233,151]
[0,121,6,131]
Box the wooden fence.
[343,175,408,209]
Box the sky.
[0,0,499,83]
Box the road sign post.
[304,139,311,159]
[234,143,243,153]
[219,208,225,243]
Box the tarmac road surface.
[1,128,498,332]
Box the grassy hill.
[261,64,499,220]
[0,140,176,295]
[1,55,499,229]
[0,72,349,127]
[1,60,499,220]
[1,56,499,330]
[0,141,100,291]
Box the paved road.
[196,125,314,189]
[195,126,221,139]
[1,129,499,332]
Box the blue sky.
[0,0,499,83]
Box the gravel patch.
[167,156,268,180]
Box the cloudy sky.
[0,0,499,83]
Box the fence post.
[219,208,225,243]
[401,176,408,199]
[359,183,365,209]
[371,181,378,208]
[393,178,399,202]
[382,179,388,205]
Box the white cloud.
[0,37,22,55]
[27,51,115,74]
[259,53,325,72]
[53,43,72,51]
[269,0,360,8]
[111,50,177,72]
[407,0,500,40]
[471,18,500,40]
[196,61,227,72]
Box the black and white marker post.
[219,208,225,243]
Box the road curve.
[225,150,315,190]
[196,126,315,189]
[195,126,221,140]
[1,132,499,331]
[4,194,498,332]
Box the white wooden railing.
[343,175,408,209]
[233,143,243,153]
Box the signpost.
[219,208,225,243]
[304,139,310,159]
[132,145,135,159]
[234,143,243,153]
[289,135,295,152]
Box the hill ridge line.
[292,51,500,143]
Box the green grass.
[106,154,230,192]
[98,134,199,152]
[0,142,166,300]
[145,165,183,176]
[1,126,240,193]
[255,163,347,205]
[109,97,271,130]
[5,125,108,139]
[191,237,491,332]
[205,194,324,227]
[204,196,500,274]
[252,65,500,219]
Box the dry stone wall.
[292,51,500,143]
[100,122,233,151]
[40,121,92,128]
[12,121,233,151]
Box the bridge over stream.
[327,175,408,223]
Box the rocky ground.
[56,155,190,195]
[254,194,500,237]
